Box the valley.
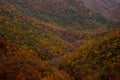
[0,0,120,80]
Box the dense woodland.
[0,0,120,80]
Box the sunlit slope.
[0,2,75,80]
[59,29,120,80]
[0,3,81,60]
[0,39,75,80]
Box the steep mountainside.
[7,0,116,29]
[60,28,120,80]
[0,0,120,80]
[83,0,120,22]
[0,39,74,80]
[0,2,75,80]
[0,1,85,60]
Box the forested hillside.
[0,1,74,80]
[0,0,120,80]
[7,0,117,29]
[60,28,120,80]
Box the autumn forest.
[0,0,120,80]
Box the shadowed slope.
[7,0,116,29]
[84,0,120,22]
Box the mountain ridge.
[7,0,117,29]
[0,0,120,80]
[83,0,120,22]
